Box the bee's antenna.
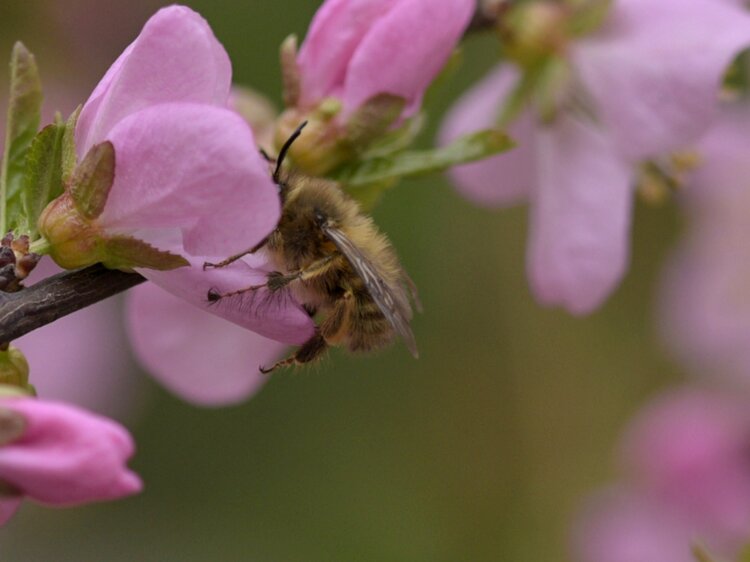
[274,121,308,182]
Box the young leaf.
[0,42,43,234]
[334,129,514,188]
[70,141,115,220]
[102,236,188,272]
[61,106,81,182]
[19,123,66,238]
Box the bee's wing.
[322,225,419,358]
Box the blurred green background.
[0,1,685,560]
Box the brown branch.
[0,264,144,343]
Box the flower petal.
[126,282,288,406]
[439,66,534,207]
[343,0,474,117]
[527,114,632,314]
[0,399,141,506]
[297,0,399,106]
[573,0,750,161]
[99,103,280,257]
[77,5,231,154]
[138,250,316,346]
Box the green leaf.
[61,105,81,183]
[19,123,66,238]
[0,42,43,234]
[334,129,514,188]
[70,141,115,220]
[739,544,750,562]
[102,236,189,272]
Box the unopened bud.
[274,107,353,176]
[38,193,102,270]
[0,348,33,396]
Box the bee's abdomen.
[344,280,393,353]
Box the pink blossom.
[573,388,750,561]
[297,0,474,118]
[126,281,288,406]
[659,105,750,385]
[0,398,141,524]
[441,0,750,314]
[69,5,280,258]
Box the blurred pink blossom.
[573,388,750,561]
[441,0,750,314]
[659,105,750,386]
[297,0,474,119]
[0,398,141,525]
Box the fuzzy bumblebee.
[205,124,420,372]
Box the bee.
[205,123,420,373]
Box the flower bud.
[38,193,101,270]
[0,348,33,396]
[501,1,570,67]
[274,105,352,176]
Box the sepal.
[101,236,188,272]
[346,94,406,150]
[280,34,301,108]
[69,141,115,220]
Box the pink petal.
[527,114,632,314]
[297,0,399,106]
[138,250,316,346]
[438,66,534,207]
[0,498,21,527]
[343,0,474,118]
[573,0,750,161]
[98,103,280,257]
[572,488,702,562]
[16,258,139,419]
[126,282,288,406]
[77,5,231,154]
[0,399,141,506]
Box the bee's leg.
[202,236,271,270]
[207,255,337,302]
[259,293,350,373]
[259,332,328,374]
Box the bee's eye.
[313,209,326,225]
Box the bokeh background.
[0,1,686,560]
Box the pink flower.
[659,105,750,385]
[42,5,280,265]
[573,388,750,561]
[297,0,474,119]
[55,6,317,405]
[0,398,141,524]
[441,0,750,314]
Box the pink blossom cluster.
[1,0,474,524]
[440,0,750,314]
